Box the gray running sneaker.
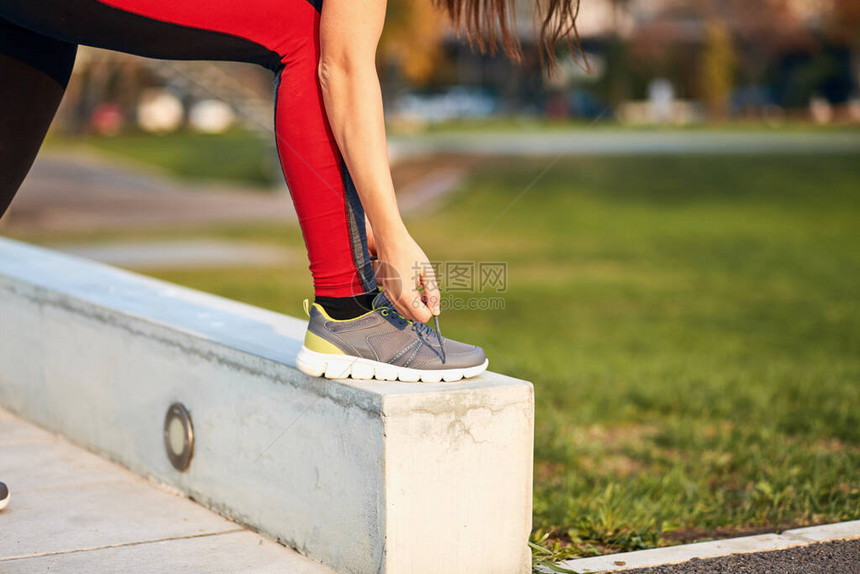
[296,291,488,382]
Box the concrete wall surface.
[0,237,534,574]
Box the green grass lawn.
[8,152,859,566]
[413,154,860,558]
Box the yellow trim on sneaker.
[303,330,346,355]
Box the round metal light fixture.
[0,481,10,511]
[163,402,194,472]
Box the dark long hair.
[430,0,585,71]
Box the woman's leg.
[271,4,378,308]
[0,0,375,307]
[0,19,77,218]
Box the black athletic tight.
[0,0,376,298]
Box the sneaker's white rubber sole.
[296,346,488,383]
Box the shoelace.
[379,306,447,363]
[433,315,447,364]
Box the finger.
[393,295,420,323]
[388,289,415,321]
[382,280,414,321]
[421,270,441,316]
[403,288,431,323]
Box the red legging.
[0,0,376,297]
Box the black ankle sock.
[315,288,379,320]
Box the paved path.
[389,130,860,159]
[619,539,860,574]
[1,149,469,234]
[556,521,860,574]
[44,239,294,270]
[2,151,299,233]
[0,406,334,573]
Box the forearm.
[319,61,407,246]
[316,0,439,318]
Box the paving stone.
[1,439,141,493]
[2,530,333,574]
[0,410,56,446]
[0,407,331,573]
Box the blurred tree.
[698,19,735,119]
[607,0,633,105]
[716,0,813,91]
[824,0,860,46]
[624,0,818,113]
[825,0,860,97]
[378,0,446,85]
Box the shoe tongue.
[371,290,394,310]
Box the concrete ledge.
[0,237,534,574]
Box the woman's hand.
[374,230,440,323]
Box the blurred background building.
[51,0,860,137]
